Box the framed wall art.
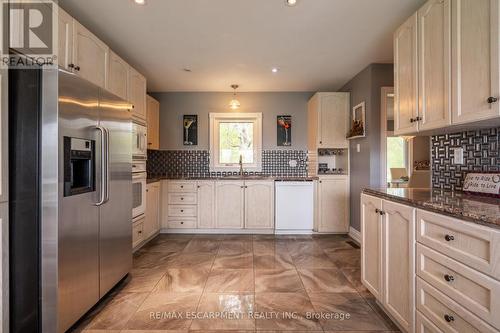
[183,115,198,145]
[277,115,292,146]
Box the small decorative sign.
[463,173,500,197]
[277,115,292,146]
[183,115,197,145]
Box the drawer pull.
[375,208,380,214]
[180,221,184,224]
[444,314,455,323]
[180,185,184,188]
[444,234,455,242]
[181,197,184,200]
[487,96,498,104]
[444,274,455,282]
[180,210,184,212]
[138,230,142,234]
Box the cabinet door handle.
[444,234,455,242]
[415,116,422,121]
[180,210,184,213]
[444,274,455,282]
[197,185,201,188]
[487,96,498,104]
[68,63,75,69]
[180,221,184,224]
[410,118,415,123]
[74,65,80,71]
[319,141,322,144]
[138,230,142,234]
[180,185,184,188]
[375,208,380,214]
[444,314,454,323]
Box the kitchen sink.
[220,175,272,180]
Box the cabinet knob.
[319,141,322,144]
[180,210,184,212]
[375,208,380,214]
[180,185,184,188]
[68,63,75,69]
[74,66,80,71]
[444,274,455,282]
[138,230,142,234]
[415,116,422,121]
[379,210,385,216]
[197,185,201,188]
[444,234,455,242]
[444,314,455,323]
[180,197,184,200]
[410,118,415,123]
[180,221,184,224]
[487,96,498,104]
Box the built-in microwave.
[132,121,147,160]
[132,161,147,219]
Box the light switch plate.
[453,147,464,164]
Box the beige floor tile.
[252,240,290,256]
[125,292,201,330]
[309,292,393,331]
[218,240,253,255]
[165,252,216,269]
[340,267,373,298]
[325,248,361,269]
[213,252,253,269]
[84,292,149,330]
[253,252,295,270]
[190,293,255,330]
[141,239,191,253]
[182,239,220,254]
[133,251,178,269]
[205,269,254,292]
[298,268,357,293]
[291,252,336,269]
[121,268,167,293]
[153,268,210,293]
[254,292,322,331]
[286,241,326,256]
[254,269,304,293]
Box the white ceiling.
[60,0,424,92]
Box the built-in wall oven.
[132,121,147,160]
[132,161,147,218]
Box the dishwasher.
[275,181,314,233]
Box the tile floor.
[71,234,399,332]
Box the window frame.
[209,112,262,172]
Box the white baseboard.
[348,226,361,245]
[160,228,275,234]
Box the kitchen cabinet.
[382,200,415,332]
[244,180,274,229]
[108,51,129,101]
[73,21,109,89]
[146,95,160,149]
[361,194,383,300]
[452,0,500,124]
[317,176,349,232]
[361,194,415,332]
[132,216,145,250]
[129,67,147,121]
[197,181,215,228]
[307,92,349,149]
[394,13,419,135]
[144,181,160,240]
[57,7,73,70]
[215,181,244,229]
[417,0,451,131]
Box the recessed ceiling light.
[285,0,297,6]
[271,67,279,73]
[134,0,146,5]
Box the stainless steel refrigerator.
[9,67,132,333]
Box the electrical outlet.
[453,147,464,164]
[356,144,360,153]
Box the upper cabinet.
[129,68,147,121]
[308,92,349,149]
[73,21,109,89]
[452,0,500,124]
[108,51,129,101]
[395,0,500,135]
[57,7,73,70]
[146,95,160,149]
[394,13,418,135]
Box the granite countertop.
[363,188,500,229]
[146,175,319,183]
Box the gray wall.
[150,92,314,150]
[339,63,394,231]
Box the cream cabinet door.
[382,200,415,333]
[129,67,147,120]
[146,95,160,149]
[108,51,129,101]
[318,93,349,148]
[144,182,160,239]
[418,0,452,131]
[73,21,109,89]
[318,177,349,232]
[197,181,215,228]
[452,0,500,124]
[57,7,73,70]
[244,181,274,229]
[361,194,383,300]
[215,181,244,229]
[394,13,419,135]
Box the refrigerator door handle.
[95,126,107,206]
[104,127,110,203]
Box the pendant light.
[229,84,241,110]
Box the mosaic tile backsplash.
[432,127,499,191]
[147,149,308,177]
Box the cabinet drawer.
[416,278,498,333]
[417,244,500,328]
[168,193,197,205]
[132,220,144,248]
[416,209,500,279]
[168,205,197,217]
[416,310,443,333]
[168,218,196,229]
[168,181,197,193]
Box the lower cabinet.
[318,176,349,232]
[132,216,145,249]
[361,194,415,332]
[197,181,215,228]
[144,181,160,240]
[244,181,274,229]
[215,181,244,228]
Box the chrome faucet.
[239,154,244,176]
